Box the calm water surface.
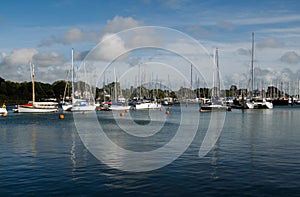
[1,105,300,196]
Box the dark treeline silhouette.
[0,76,67,105]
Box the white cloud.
[185,24,210,37]
[0,48,38,66]
[280,51,300,64]
[92,33,128,61]
[85,24,161,62]
[39,28,98,47]
[38,16,143,47]
[0,49,67,82]
[234,14,300,26]
[256,38,285,49]
[102,16,143,34]
[32,52,66,66]
[224,67,300,89]
[236,48,250,56]
[63,28,85,44]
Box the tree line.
[0,77,69,105]
[1,76,219,105]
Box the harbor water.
[1,105,300,196]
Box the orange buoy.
[59,114,64,119]
[2,113,7,117]
[165,110,170,115]
[160,107,163,111]
[55,109,59,112]
[82,111,87,115]
[120,112,125,117]
[125,109,129,113]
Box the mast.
[30,62,35,104]
[190,64,193,99]
[114,67,117,101]
[71,48,74,102]
[251,32,254,97]
[215,48,220,98]
[62,69,70,103]
[190,64,193,91]
[138,63,141,99]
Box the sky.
[1,0,300,92]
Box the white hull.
[246,102,254,109]
[16,102,58,113]
[135,102,162,110]
[200,104,231,112]
[62,104,72,111]
[0,108,8,114]
[17,106,57,113]
[109,105,131,111]
[246,99,273,109]
[71,105,96,112]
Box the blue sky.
[1,0,300,90]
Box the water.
[1,106,300,196]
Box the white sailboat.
[70,49,96,112]
[200,48,231,112]
[134,101,162,110]
[133,64,162,110]
[246,32,273,109]
[108,67,131,111]
[61,55,73,111]
[15,63,58,113]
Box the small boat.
[200,48,230,113]
[134,99,162,110]
[108,67,131,111]
[69,49,96,112]
[0,103,7,115]
[132,63,162,110]
[245,33,273,110]
[109,102,131,111]
[71,99,96,112]
[16,101,58,113]
[61,101,72,111]
[246,97,273,109]
[200,104,231,112]
[14,63,58,113]
[61,66,72,111]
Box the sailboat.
[200,48,231,112]
[108,68,131,111]
[133,64,162,110]
[15,63,58,113]
[70,49,96,112]
[61,57,73,111]
[245,32,273,109]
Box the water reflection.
[70,130,77,175]
[0,107,300,196]
[31,125,37,156]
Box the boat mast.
[114,67,117,102]
[190,64,193,91]
[71,48,74,102]
[62,69,70,104]
[31,62,35,104]
[251,32,254,97]
[139,63,141,99]
[215,48,220,98]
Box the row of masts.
[65,32,299,102]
